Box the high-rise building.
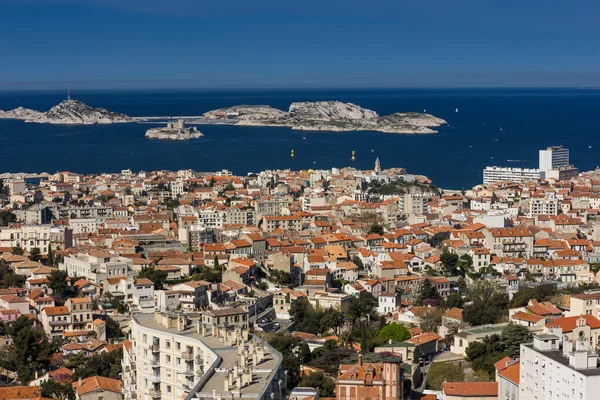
[539,145,570,171]
[483,166,541,185]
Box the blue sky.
[1,0,599,89]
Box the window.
[167,385,172,394]
[166,355,171,362]
[176,342,181,350]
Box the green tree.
[298,371,335,397]
[426,362,465,390]
[351,256,364,270]
[463,280,508,325]
[47,244,54,266]
[347,292,377,319]
[106,316,123,340]
[417,278,440,305]
[49,270,69,297]
[138,267,167,290]
[6,316,54,383]
[377,323,411,342]
[40,380,76,400]
[440,251,459,274]
[368,223,384,235]
[73,348,123,380]
[0,211,16,226]
[443,293,465,309]
[500,324,533,357]
[12,244,24,255]
[29,247,42,262]
[266,333,302,388]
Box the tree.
[347,292,377,319]
[106,316,123,340]
[49,270,69,297]
[5,316,54,383]
[266,333,302,388]
[416,278,440,305]
[138,267,168,290]
[224,183,236,192]
[500,324,533,357]
[29,247,41,262]
[463,280,508,326]
[298,371,335,397]
[368,223,384,235]
[465,334,505,375]
[73,348,123,380]
[12,244,24,255]
[40,380,76,400]
[440,251,459,274]
[443,293,465,309]
[377,323,411,342]
[419,307,444,333]
[426,362,465,390]
[0,211,16,226]
[351,256,364,270]
[47,244,54,266]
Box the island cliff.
[202,101,447,134]
[0,100,132,125]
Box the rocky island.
[0,100,132,124]
[202,101,447,134]
[145,120,203,140]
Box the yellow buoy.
[351,150,356,161]
[291,149,295,158]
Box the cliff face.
[0,100,132,124]
[201,101,447,134]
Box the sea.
[0,88,599,190]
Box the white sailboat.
[303,132,306,140]
[500,124,503,131]
[455,107,459,113]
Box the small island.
[145,120,203,140]
[201,101,447,134]
[0,99,132,125]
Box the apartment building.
[40,305,71,338]
[483,227,534,258]
[483,166,541,185]
[0,225,52,254]
[61,251,134,286]
[520,333,600,400]
[127,312,285,400]
[65,297,93,332]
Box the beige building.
[65,297,93,332]
[73,375,123,400]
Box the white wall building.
[520,331,600,400]
[483,166,541,185]
[539,145,570,171]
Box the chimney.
[224,376,229,391]
[177,314,186,332]
[358,354,363,366]
[233,361,239,376]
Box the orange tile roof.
[0,386,41,400]
[442,381,498,397]
[72,376,122,396]
[545,315,600,333]
[512,311,544,323]
[497,362,520,385]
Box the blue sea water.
[0,88,599,189]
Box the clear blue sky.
[1,0,599,89]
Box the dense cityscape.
[0,144,597,399]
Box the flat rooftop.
[523,343,600,377]
[133,313,282,398]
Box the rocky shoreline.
[201,101,447,134]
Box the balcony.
[182,351,194,361]
[49,320,69,326]
[147,374,161,383]
[147,357,159,366]
[149,389,162,398]
[151,344,160,353]
[183,368,195,377]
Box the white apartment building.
[483,166,541,185]
[539,145,570,171]
[520,332,600,400]
[126,312,285,400]
[0,225,51,254]
[398,193,430,215]
[68,218,104,234]
[60,251,134,286]
[527,192,559,217]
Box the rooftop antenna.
[67,85,71,101]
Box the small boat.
[589,146,593,149]
[469,145,473,148]
[423,109,426,112]
[500,124,503,131]
[303,132,306,140]
[455,108,459,113]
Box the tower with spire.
[374,157,381,173]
